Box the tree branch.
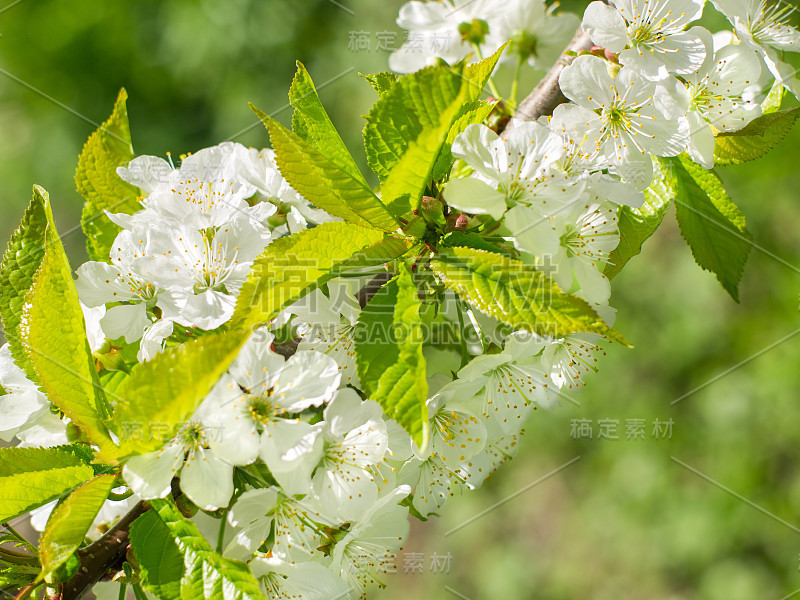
[59,501,148,600]
[504,27,593,132]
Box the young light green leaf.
[430,247,631,346]
[362,54,499,179]
[18,186,119,462]
[0,446,92,477]
[76,89,141,262]
[251,105,399,232]
[289,62,364,182]
[356,265,429,450]
[113,332,246,457]
[606,157,675,279]
[129,509,184,600]
[431,101,495,182]
[378,47,506,218]
[361,71,398,96]
[0,446,95,523]
[38,474,116,582]
[762,79,784,114]
[0,188,48,382]
[232,222,408,329]
[147,499,263,600]
[363,64,460,181]
[714,107,800,165]
[673,156,753,301]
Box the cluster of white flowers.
[1,0,798,598]
[389,0,581,73]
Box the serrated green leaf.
[673,155,752,301]
[38,474,116,582]
[0,446,91,478]
[431,101,496,182]
[0,447,95,522]
[130,509,183,600]
[430,247,631,346]
[250,105,399,232]
[361,71,398,96]
[606,157,675,279]
[762,79,784,114]
[441,232,503,254]
[18,186,119,462]
[232,222,407,329]
[114,332,246,456]
[0,189,48,382]
[148,499,263,600]
[356,265,429,449]
[289,62,364,182]
[362,53,500,183]
[714,107,800,165]
[378,47,506,217]
[76,89,141,262]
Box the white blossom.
[583,0,707,80]
[311,389,390,521]
[551,55,689,189]
[710,0,800,96]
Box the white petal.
[582,2,629,53]
[137,319,174,362]
[687,112,717,169]
[123,444,185,500]
[559,55,615,109]
[504,205,560,256]
[101,304,150,343]
[75,262,136,307]
[273,350,341,412]
[180,447,234,510]
[451,124,502,181]
[259,419,322,495]
[443,177,507,220]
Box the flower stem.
[216,514,227,554]
[131,584,148,600]
[509,54,525,110]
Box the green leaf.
[129,510,184,600]
[361,71,398,96]
[0,188,48,382]
[18,186,119,462]
[0,446,92,477]
[367,47,505,217]
[714,107,800,165]
[289,62,364,182]
[0,447,95,522]
[441,232,503,254]
[762,79,784,114]
[76,89,141,262]
[430,246,631,346]
[431,101,495,182]
[250,105,399,232]
[148,499,263,600]
[232,222,407,329]
[606,157,675,279]
[113,332,246,457]
[672,155,753,301]
[356,265,429,450]
[38,474,116,582]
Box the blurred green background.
[2,1,800,599]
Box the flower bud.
[458,18,489,46]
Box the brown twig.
[59,501,147,600]
[503,27,593,132]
